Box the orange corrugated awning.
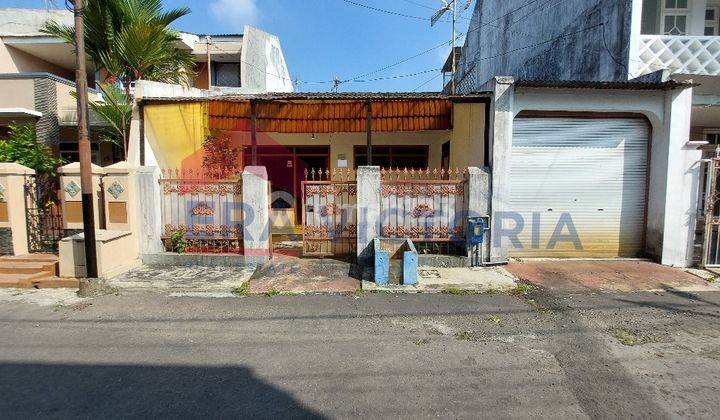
[208,99,453,133]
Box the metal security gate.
[301,169,357,257]
[703,158,720,266]
[508,117,649,257]
[24,175,64,253]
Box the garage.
[507,116,649,258]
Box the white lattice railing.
[636,35,720,77]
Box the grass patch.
[454,330,479,341]
[264,289,300,297]
[612,329,659,346]
[441,287,483,295]
[487,315,502,325]
[414,338,431,346]
[231,282,250,296]
[353,287,366,297]
[509,283,533,297]
[368,289,394,294]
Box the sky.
[3,0,474,92]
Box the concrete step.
[0,271,50,288]
[2,253,59,263]
[0,272,78,289]
[0,261,58,275]
[31,277,80,289]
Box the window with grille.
[706,7,719,36]
[214,63,240,87]
[663,0,690,35]
[353,145,429,169]
[706,131,720,145]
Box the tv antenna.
[431,0,472,94]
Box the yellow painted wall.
[144,102,208,169]
[450,102,486,168]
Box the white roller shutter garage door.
[508,117,649,258]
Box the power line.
[339,0,451,23]
[343,0,547,83]
[351,68,441,83]
[412,72,443,92]
[399,0,472,20]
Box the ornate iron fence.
[301,168,357,257]
[24,174,64,253]
[704,159,720,266]
[160,169,243,254]
[380,168,467,254]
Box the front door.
[247,146,330,227]
[294,152,329,223]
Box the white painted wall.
[241,25,293,93]
[489,80,699,266]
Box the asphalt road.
[1,288,719,419]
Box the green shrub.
[170,229,187,254]
[0,124,64,175]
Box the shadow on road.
[0,362,325,419]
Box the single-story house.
[127,77,703,267]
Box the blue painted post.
[402,251,418,285]
[375,250,389,285]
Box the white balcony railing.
[636,35,720,77]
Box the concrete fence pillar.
[58,162,105,234]
[242,166,270,263]
[356,166,381,263]
[0,163,35,256]
[488,76,515,263]
[466,166,491,260]
[135,166,163,255]
[102,162,135,231]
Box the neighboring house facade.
[185,26,293,94]
[443,0,708,267]
[0,8,292,167]
[0,8,121,166]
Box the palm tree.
[85,83,133,156]
[42,0,196,96]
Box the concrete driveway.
[506,260,718,292]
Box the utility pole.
[73,0,98,278]
[451,2,456,95]
[206,35,212,88]
[431,0,470,94]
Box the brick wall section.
[33,78,60,146]
[0,227,13,255]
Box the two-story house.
[0,8,292,166]
[441,0,713,267]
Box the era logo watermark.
[492,211,582,250]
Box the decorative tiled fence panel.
[380,168,467,252]
[637,35,720,77]
[302,169,357,257]
[160,169,243,254]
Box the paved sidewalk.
[107,265,255,296]
[363,266,518,292]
